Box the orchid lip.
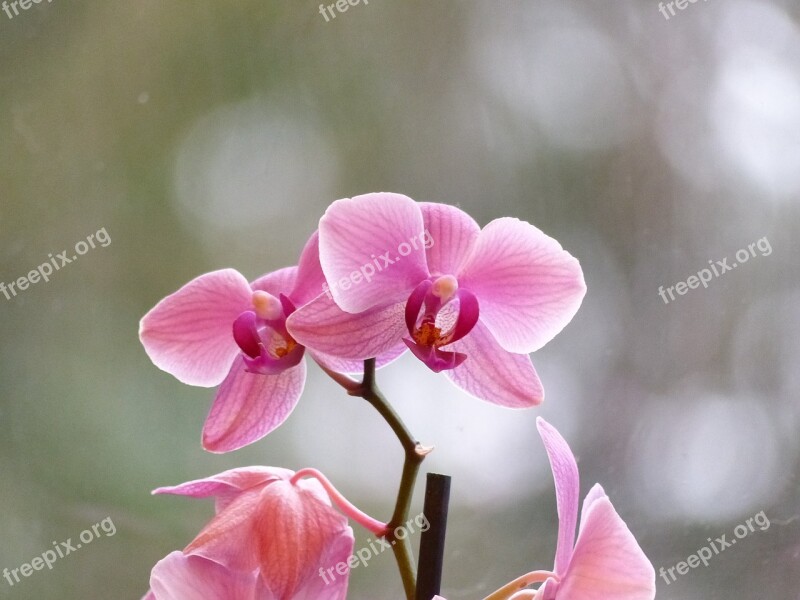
[232,296,304,375]
[403,277,479,372]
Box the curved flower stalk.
[484,418,655,600]
[139,232,401,452]
[144,467,369,600]
[287,193,586,408]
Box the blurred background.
[1,0,799,598]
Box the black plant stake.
[416,473,452,600]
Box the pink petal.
[253,481,351,598]
[202,357,307,453]
[557,496,656,600]
[139,269,253,386]
[459,218,586,354]
[141,592,157,600]
[537,577,559,600]
[152,466,292,513]
[287,526,354,600]
[536,417,580,576]
[580,483,608,530]
[444,321,543,407]
[250,267,297,298]
[290,231,328,307]
[149,551,261,600]
[287,294,408,360]
[310,345,407,375]
[419,202,481,276]
[184,487,266,572]
[318,193,429,313]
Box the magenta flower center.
[403,275,479,373]
[233,291,304,374]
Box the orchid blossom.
[287,193,586,408]
[149,467,373,600]
[484,418,655,600]
[139,232,401,452]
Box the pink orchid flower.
[139,232,397,452]
[151,467,358,600]
[143,551,267,600]
[287,193,586,407]
[486,418,655,600]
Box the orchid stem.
[319,357,429,600]
[359,358,427,600]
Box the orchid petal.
[152,466,292,514]
[557,496,656,600]
[536,417,580,576]
[250,266,297,299]
[537,577,559,600]
[319,193,429,313]
[310,345,407,375]
[580,483,608,531]
[459,218,586,354]
[289,230,328,307]
[444,321,543,407]
[184,486,266,572]
[283,526,354,600]
[419,202,480,276]
[139,269,252,386]
[202,357,306,453]
[287,294,408,360]
[253,481,350,598]
[149,551,261,600]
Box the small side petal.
[460,218,586,354]
[319,193,429,313]
[557,497,656,600]
[139,269,253,386]
[287,294,408,360]
[250,266,298,298]
[537,577,559,600]
[536,417,580,576]
[149,551,261,600]
[419,202,480,276]
[580,483,608,530]
[444,321,544,408]
[290,230,329,307]
[202,358,306,453]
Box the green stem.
[320,357,430,600]
[358,358,429,600]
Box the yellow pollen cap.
[252,290,283,320]
[431,275,458,301]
